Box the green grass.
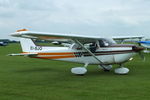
[0,44,150,100]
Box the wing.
[11,30,107,43]
[138,41,150,44]
[112,35,144,40]
[112,35,144,44]
[11,29,144,42]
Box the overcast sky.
[0,0,150,39]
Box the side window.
[89,42,97,53]
[99,40,105,47]
[99,40,109,47]
[71,43,82,50]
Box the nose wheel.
[114,64,129,75]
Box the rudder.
[20,38,37,52]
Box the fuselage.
[31,44,140,65]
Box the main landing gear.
[71,64,129,75]
[98,64,129,74]
[71,63,88,75]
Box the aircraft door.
[97,39,115,64]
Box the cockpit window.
[99,38,115,47]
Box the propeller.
[132,45,145,61]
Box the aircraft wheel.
[71,67,87,75]
[114,67,129,75]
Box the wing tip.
[16,29,28,32]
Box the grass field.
[0,43,150,100]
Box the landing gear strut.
[114,64,129,75]
[71,63,88,75]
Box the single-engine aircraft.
[9,29,144,75]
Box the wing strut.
[74,39,106,69]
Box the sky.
[0,0,150,40]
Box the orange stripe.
[34,55,75,59]
[22,52,74,55]
[16,29,28,32]
[22,52,30,54]
[21,52,35,54]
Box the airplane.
[0,42,8,46]
[9,29,144,75]
[137,41,150,53]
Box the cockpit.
[98,38,116,47]
[71,38,116,51]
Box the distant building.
[0,39,10,43]
[0,39,19,43]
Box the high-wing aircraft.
[9,29,144,75]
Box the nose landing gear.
[114,64,129,75]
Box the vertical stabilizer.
[19,38,68,53]
[20,38,36,52]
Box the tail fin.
[19,38,66,53]
[20,38,37,52]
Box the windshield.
[99,38,116,47]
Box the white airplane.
[9,29,144,75]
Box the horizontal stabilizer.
[8,53,37,57]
